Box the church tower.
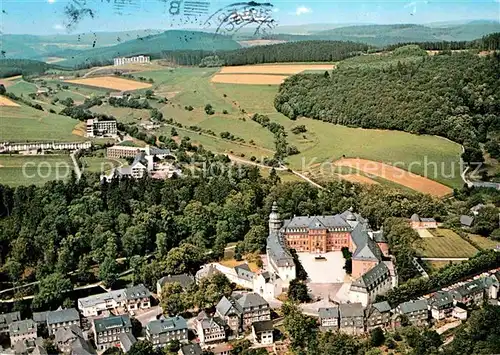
[269,201,282,234]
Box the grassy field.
[0,105,84,142]
[19,65,463,192]
[468,234,500,250]
[0,155,73,186]
[6,81,38,96]
[416,229,479,258]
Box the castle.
[266,202,397,306]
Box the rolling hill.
[52,30,242,68]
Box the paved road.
[135,305,162,326]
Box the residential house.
[339,303,364,335]
[460,215,474,228]
[195,312,226,345]
[70,337,97,355]
[119,332,137,353]
[350,262,392,306]
[452,307,467,320]
[252,320,274,345]
[318,307,339,330]
[146,316,188,347]
[78,284,151,317]
[450,278,487,306]
[46,308,80,335]
[157,274,195,297]
[234,264,255,289]
[215,293,270,333]
[12,337,44,355]
[54,325,84,354]
[215,297,242,333]
[395,299,428,327]
[179,343,202,355]
[0,311,21,334]
[78,289,125,317]
[488,271,500,300]
[9,320,37,346]
[410,214,438,229]
[32,344,48,355]
[253,271,285,300]
[365,301,392,330]
[429,291,454,320]
[206,343,232,355]
[470,204,486,216]
[93,315,132,351]
[123,284,151,312]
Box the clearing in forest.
[334,158,453,197]
[65,76,152,91]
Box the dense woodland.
[384,32,500,51]
[161,40,370,66]
[0,59,57,78]
[275,51,500,162]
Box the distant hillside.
[0,30,156,60]
[54,30,242,68]
[267,22,500,46]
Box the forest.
[161,40,371,66]
[0,157,450,312]
[275,51,500,162]
[0,59,57,78]
[384,32,500,51]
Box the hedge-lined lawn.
[416,229,479,258]
[0,155,73,186]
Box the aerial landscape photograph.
[0,0,499,354]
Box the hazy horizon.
[1,0,499,35]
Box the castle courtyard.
[297,251,347,284]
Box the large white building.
[86,118,118,138]
[114,55,150,66]
[0,141,91,153]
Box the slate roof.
[0,311,21,328]
[410,214,420,222]
[200,316,225,330]
[451,278,487,298]
[429,291,454,308]
[351,262,389,290]
[146,316,187,335]
[132,152,148,168]
[180,343,203,355]
[397,299,428,314]
[47,308,79,325]
[372,230,387,243]
[372,301,392,313]
[54,325,83,344]
[32,312,48,324]
[9,319,36,336]
[351,223,383,261]
[339,303,364,318]
[252,320,273,333]
[235,264,255,281]
[233,292,269,309]
[93,315,131,333]
[119,332,137,352]
[123,284,150,300]
[216,296,241,317]
[283,215,351,230]
[71,337,97,355]
[267,230,295,268]
[318,307,339,319]
[157,274,195,290]
[460,215,474,227]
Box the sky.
[1,0,499,35]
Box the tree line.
[275,51,500,164]
[161,40,370,66]
[384,32,500,51]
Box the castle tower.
[269,201,282,234]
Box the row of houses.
[319,271,500,334]
[0,141,91,153]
